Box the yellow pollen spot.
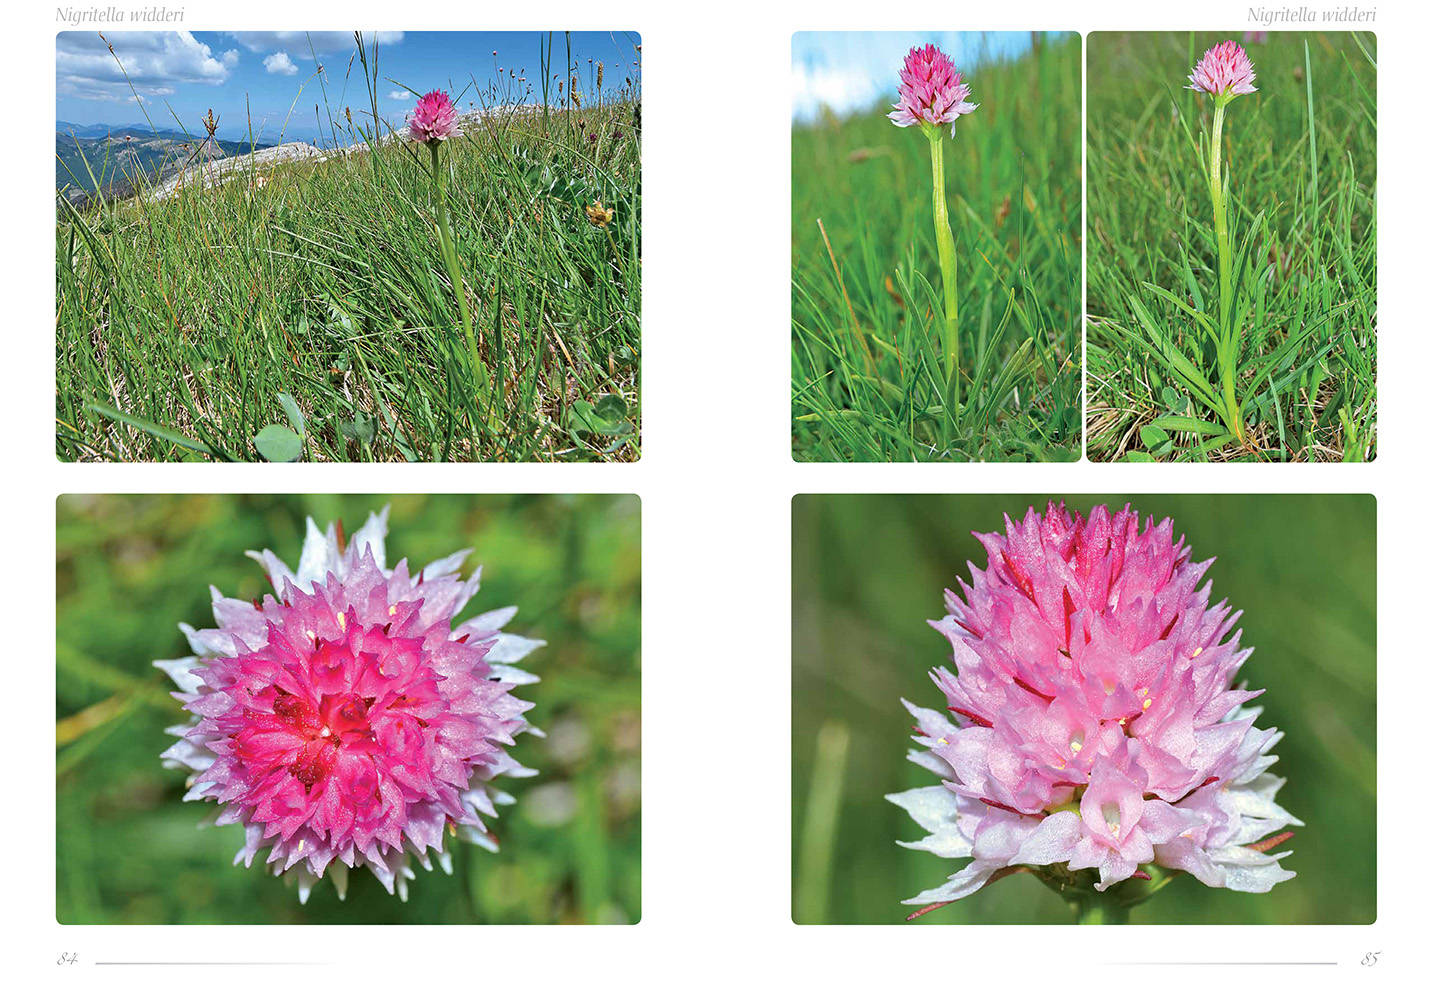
[1142,697,1153,710]
[388,604,397,616]
[1069,739,1084,754]
[336,611,346,628]
[1192,647,1203,657]
[936,737,949,747]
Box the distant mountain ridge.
[58,118,303,140]
[58,118,332,145]
[57,121,157,139]
[56,125,277,206]
[58,121,203,143]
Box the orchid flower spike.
[408,90,461,143]
[887,44,978,137]
[889,502,1300,917]
[1188,40,1258,106]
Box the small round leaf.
[254,424,303,462]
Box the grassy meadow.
[792,34,1081,462]
[793,494,1375,924]
[56,494,642,923]
[56,34,640,462]
[1086,32,1376,462]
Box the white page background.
[8,1,1432,996]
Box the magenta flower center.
[213,614,478,853]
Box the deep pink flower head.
[408,90,461,143]
[1188,40,1258,102]
[888,503,1300,912]
[887,44,978,136]
[158,508,543,901]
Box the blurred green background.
[792,494,1375,924]
[56,494,641,924]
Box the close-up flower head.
[888,502,1301,919]
[887,43,978,134]
[1187,40,1258,102]
[408,89,462,143]
[157,508,543,902]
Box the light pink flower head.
[408,90,461,143]
[158,508,543,902]
[887,44,978,136]
[888,502,1300,914]
[1188,40,1259,102]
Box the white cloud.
[228,31,403,57]
[388,90,412,100]
[790,63,881,122]
[263,52,299,76]
[56,30,237,99]
[63,89,158,104]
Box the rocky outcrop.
[146,142,327,200]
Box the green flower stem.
[1205,100,1243,441]
[1073,891,1130,925]
[926,127,961,430]
[428,141,488,400]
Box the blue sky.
[57,30,641,142]
[793,31,1065,122]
